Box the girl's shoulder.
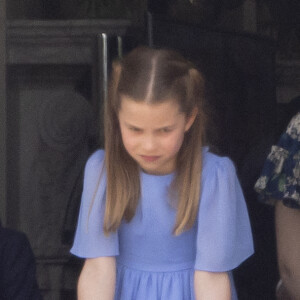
[83,149,106,182]
[85,149,105,169]
[202,148,237,181]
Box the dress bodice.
[118,172,197,272]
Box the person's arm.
[78,256,116,300]
[275,200,300,299]
[194,270,231,300]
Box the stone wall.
[6,20,130,299]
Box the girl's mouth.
[141,155,160,162]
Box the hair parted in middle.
[103,46,207,236]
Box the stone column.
[0,0,7,224]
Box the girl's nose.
[143,134,157,152]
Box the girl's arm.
[194,270,231,300]
[78,257,116,300]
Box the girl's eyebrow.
[124,121,176,130]
[157,125,175,130]
[124,122,141,129]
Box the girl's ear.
[185,107,198,132]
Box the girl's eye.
[129,127,142,132]
[160,128,172,133]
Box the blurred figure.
[0,220,42,300]
[255,105,300,299]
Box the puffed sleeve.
[70,150,119,258]
[195,153,254,272]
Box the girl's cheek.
[174,136,185,152]
[127,135,140,147]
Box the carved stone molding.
[6,19,131,65]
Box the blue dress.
[71,148,254,299]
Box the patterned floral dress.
[255,112,300,209]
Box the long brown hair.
[104,46,207,235]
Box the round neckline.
[140,169,174,179]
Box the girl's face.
[118,96,197,175]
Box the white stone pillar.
[0,0,7,224]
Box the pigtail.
[173,67,206,235]
[109,61,122,104]
[104,60,140,235]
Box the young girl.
[71,47,254,300]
